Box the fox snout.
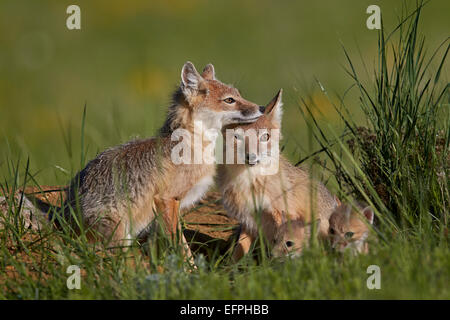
[333,240,349,251]
[240,105,260,117]
[245,153,259,166]
[332,239,362,254]
[233,103,263,123]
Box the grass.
[0,1,449,299]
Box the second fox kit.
[216,90,339,261]
[63,62,264,250]
[328,202,374,254]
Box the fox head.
[165,61,264,134]
[328,203,374,254]
[272,217,320,258]
[222,89,283,170]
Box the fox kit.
[328,202,374,254]
[63,62,264,252]
[272,217,320,258]
[216,90,339,261]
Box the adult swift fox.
[216,90,338,261]
[63,62,264,252]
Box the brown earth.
[0,186,240,288]
[1,185,239,253]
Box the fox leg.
[165,198,194,260]
[153,197,179,237]
[181,228,195,267]
[154,197,194,264]
[171,199,195,266]
[84,213,130,250]
[232,227,255,262]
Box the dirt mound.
[2,185,238,243]
[0,186,240,286]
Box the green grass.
[1,0,449,184]
[0,1,449,299]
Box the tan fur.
[328,202,374,254]
[231,228,256,261]
[216,90,338,260]
[272,217,319,258]
[64,62,263,256]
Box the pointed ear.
[201,63,216,80]
[264,89,283,125]
[362,206,374,225]
[181,61,204,99]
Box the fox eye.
[285,240,294,248]
[345,232,354,239]
[223,97,236,104]
[260,133,270,142]
[329,228,335,235]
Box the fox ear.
[201,64,216,80]
[264,89,283,125]
[181,61,204,99]
[362,206,374,225]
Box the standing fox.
[63,62,264,252]
[216,90,339,261]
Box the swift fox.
[328,202,374,254]
[216,90,339,261]
[63,61,264,252]
[272,216,320,258]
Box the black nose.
[259,105,265,113]
[245,153,258,165]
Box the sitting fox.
[62,62,264,253]
[328,202,374,254]
[216,90,339,261]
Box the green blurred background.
[0,0,448,185]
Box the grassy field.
[0,1,449,299]
[1,0,449,184]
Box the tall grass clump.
[301,1,448,236]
